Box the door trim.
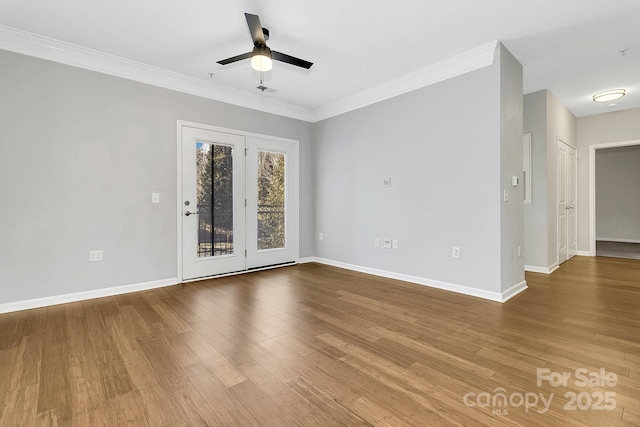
[176,120,300,282]
[588,138,640,256]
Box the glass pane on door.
[196,142,234,257]
[257,151,286,250]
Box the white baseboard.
[307,257,526,303]
[0,278,179,314]
[596,237,640,244]
[576,251,591,257]
[0,257,532,313]
[501,280,529,302]
[524,263,559,274]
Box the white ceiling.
[1,0,639,118]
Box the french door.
[179,123,298,281]
[245,137,299,269]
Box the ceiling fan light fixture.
[592,89,625,103]
[251,46,272,71]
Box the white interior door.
[181,126,246,280]
[567,145,577,258]
[558,140,577,265]
[246,137,299,269]
[558,142,568,264]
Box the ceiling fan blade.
[217,52,252,65]
[245,13,266,46]
[272,51,313,69]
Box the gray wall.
[498,45,525,291]
[314,43,523,294]
[1,44,526,305]
[523,91,548,268]
[0,49,315,305]
[595,145,640,241]
[577,107,640,252]
[522,90,576,269]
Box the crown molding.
[0,24,498,123]
[311,41,499,122]
[0,24,314,122]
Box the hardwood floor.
[597,241,640,260]
[1,256,639,426]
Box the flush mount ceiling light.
[592,89,626,103]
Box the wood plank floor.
[1,256,639,426]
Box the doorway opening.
[589,139,640,259]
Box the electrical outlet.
[383,177,391,187]
[392,239,399,249]
[383,239,391,249]
[374,238,380,248]
[89,250,103,262]
[611,222,617,227]
[503,189,509,202]
[452,247,460,259]
[319,232,324,241]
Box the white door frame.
[176,120,300,282]
[588,138,640,256]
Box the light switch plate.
[89,250,103,262]
[152,192,160,204]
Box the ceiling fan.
[217,13,313,72]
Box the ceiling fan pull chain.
[257,70,268,92]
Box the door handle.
[184,211,198,216]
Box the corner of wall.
[523,90,549,269]
[498,44,525,292]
